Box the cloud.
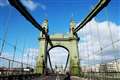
[0,0,46,11]
[0,0,8,7]
[0,48,39,68]
[23,48,39,66]
[48,47,69,69]
[23,47,69,70]
[44,20,120,68]
[0,52,13,59]
[39,3,46,11]
[78,19,120,66]
[21,0,46,11]
[21,0,39,11]
[1,18,119,69]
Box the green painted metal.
[35,19,81,76]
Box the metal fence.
[0,55,34,76]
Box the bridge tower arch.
[35,19,80,76]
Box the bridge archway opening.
[47,46,70,73]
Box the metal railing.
[81,72,120,80]
[0,56,34,76]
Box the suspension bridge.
[0,0,120,80]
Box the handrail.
[0,56,34,67]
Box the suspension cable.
[105,8,115,48]
[73,0,111,34]
[82,39,120,59]
[105,7,119,72]
[0,8,12,56]
[95,19,105,74]
[0,38,23,52]
[64,53,69,72]
[88,21,96,73]
[11,40,17,68]
[8,0,53,47]
[85,34,90,79]
[21,40,26,69]
[47,51,54,72]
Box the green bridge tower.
[35,19,80,76]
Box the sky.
[0,0,120,70]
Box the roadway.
[34,74,65,80]
[33,75,83,80]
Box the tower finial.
[70,17,75,33]
[42,19,48,33]
[40,19,48,37]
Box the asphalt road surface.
[35,75,65,80]
[33,75,82,80]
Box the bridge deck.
[35,75,85,80]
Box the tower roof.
[70,18,75,28]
